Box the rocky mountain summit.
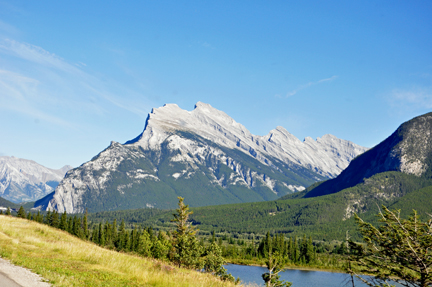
[42,102,367,213]
[0,156,72,203]
[128,102,365,178]
[300,112,432,198]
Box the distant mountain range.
[0,156,72,203]
[38,102,367,213]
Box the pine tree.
[171,197,202,268]
[211,230,216,243]
[203,241,238,282]
[104,222,112,247]
[137,229,152,257]
[5,207,11,216]
[112,219,117,246]
[51,211,59,228]
[67,216,73,233]
[72,216,80,236]
[35,211,41,222]
[293,236,300,263]
[98,223,105,246]
[305,236,314,264]
[83,209,89,239]
[117,219,126,250]
[44,211,52,225]
[27,212,31,220]
[348,206,432,287]
[17,206,26,218]
[91,226,99,244]
[262,247,292,287]
[59,211,67,230]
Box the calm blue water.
[224,264,400,287]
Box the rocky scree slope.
[0,156,71,203]
[42,102,367,213]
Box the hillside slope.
[299,112,432,198]
[110,171,431,241]
[0,215,240,287]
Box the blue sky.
[1,1,431,169]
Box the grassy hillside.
[0,215,243,287]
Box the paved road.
[0,258,50,287]
[0,270,22,287]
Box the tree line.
[2,200,239,284]
[4,203,432,287]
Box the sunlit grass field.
[0,215,246,287]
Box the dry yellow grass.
[0,216,246,287]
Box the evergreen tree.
[98,223,105,246]
[262,248,292,287]
[171,197,202,268]
[72,216,80,237]
[305,236,314,263]
[27,212,31,220]
[0,210,3,215]
[36,211,42,222]
[112,219,117,246]
[91,225,99,244]
[130,227,138,252]
[105,222,113,247]
[59,211,67,230]
[218,236,223,246]
[137,229,153,257]
[348,206,432,287]
[211,230,216,243]
[117,219,126,250]
[5,207,11,216]
[17,206,26,218]
[51,211,59,228]
[45,211,52,225]
[203,241,238,283]
[67,216,73,233]
[83,209,89,239]
[150,231,170,259]
[293,236,300,263]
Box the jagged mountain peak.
[127,102,367,178]
[41,102,367,213]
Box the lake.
[224,264,399,287]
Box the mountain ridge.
[41,102,367,213]
[0,156,72,203]
[298,112,432,198]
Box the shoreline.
[225,260,346,274]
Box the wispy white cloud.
[0,38,150,127]
[389,87,432,109]
[285,75,338,97]
[202,42,215,49]
[0,20,19,35]
[0,39,83,75]
[0,69,77,128]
